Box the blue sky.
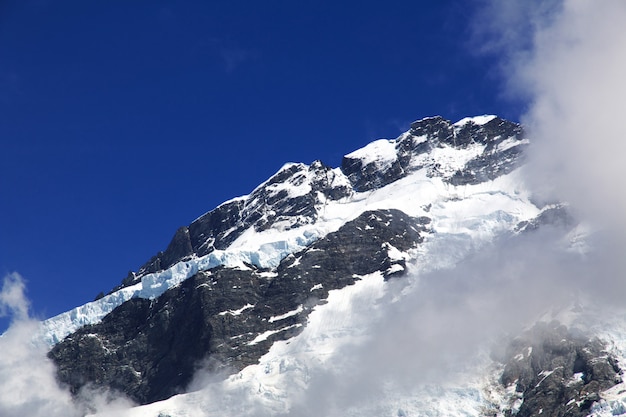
[0,1,522,329]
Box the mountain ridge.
[34,114,625,417]
[128,114,527,284]
[39,115,530,346]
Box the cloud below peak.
[0,273,134,417]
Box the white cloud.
[0,273,80,417]
[0,273,134,417]
[269,2,626,414]
[0,320,80,417]
[279,230,594,416]
[4,3,626,416]
[0,272,30,322]
[522,1,626,234]
[476,0,626,234]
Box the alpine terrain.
[35,115,626,416]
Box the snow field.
[344,138,398,171]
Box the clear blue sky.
[0,1,521,329]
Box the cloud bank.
[167,4,626,415]
[0,273,134,417]
[279,229,606,417]
[478,0,626,233]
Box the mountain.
[37,115,626,417]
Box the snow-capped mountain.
[36,115,626,417]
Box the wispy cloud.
[204,37,258,73]
[0,272,30,322]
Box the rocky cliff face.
[45,115,620,415]
[49,209,429,404]
[499,322,622,417]
[130,160,352,279]
[341,115,526,191]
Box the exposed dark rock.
[140,226,194,274]
[50,268,266,403]
[258,209,431,320]
[130,161,352,282]
[499,321,621,417]
[49,209,429,405]
[447,145,525,186]
[121,117,526,289]
[341,151,406,193]
[49,115,546,411]
[341,116,527,192]
[516,205,576,233]
[188,198,247,255]
[448,118,526,185]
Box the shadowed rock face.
[49,209,429,405]
[498,321,621,417]
[515,204,575,234]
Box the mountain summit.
[37,116,626,417]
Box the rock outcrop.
[499,321,622,417]
[49,209,429,404]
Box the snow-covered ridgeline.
[344,139,398,172]
[344,115,504,184]
[39,116,536,347]
[38,230,322,346]
[453,114,497,127]
[39,285,140,346]
[39,165,538,347]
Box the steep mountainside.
[49,209,429,404]
[37,115,626,417]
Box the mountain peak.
[342,115,526,191]
[453,114,498,126]
[36,114,599,417]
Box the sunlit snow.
[454,114,497,126]
[344,138,398,171]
